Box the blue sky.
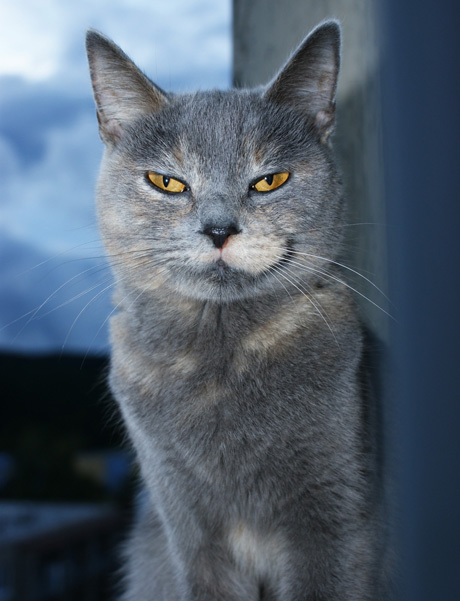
[0,0,231,353]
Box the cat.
[86,20,385,601]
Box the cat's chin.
[170,261,273,303]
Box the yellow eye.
[252,172,290,192]
[147,171,187,193]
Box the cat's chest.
[110,298,315,407]
[112,288,340,371]
[109,289,360,437]
[109,294,363,513]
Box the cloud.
[0,80,102,255]
[0,0,231,90]
[0,81,108,352]
[0,0,231,353]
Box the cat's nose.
[202,223,240,249]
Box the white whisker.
[266,266,295,305]
[6,262,115,341]
[270,263,338,344]
[62,257,172,355]
[13,239,106,277]
[273,253,395,321]
[279,246,391,304]
[3,247,173,344]
[307,222,387,233]
[81,264,173,363]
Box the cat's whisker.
[273,254,331,286]
[82,289,135,364]
[306,221,387,233]
[270,263,338,344]
[280,263,336,330]
[6,261,118,341]
[273,253,395,321]
[260,265,289,307]
[61,279,118,355]
[84,262,173,360]
[13,239,107,277]
[66,258,173,357]
[5,249,172,345]
[38,272,117,323]
[265,265,296,305]
[15,233,170,280]
[274,246,392,305]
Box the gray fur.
[86,21,384,601]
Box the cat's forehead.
[176,91,266,168]
[125,89,314,173]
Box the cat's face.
[87,23,343,302]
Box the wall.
[233,0,388,340]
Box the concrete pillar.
[233,0,388,340]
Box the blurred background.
[1,0,459,600]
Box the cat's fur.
[86,21,384,601]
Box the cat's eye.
[251,172,290,192]
[147,171,188,194]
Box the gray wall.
[233,0,388,339]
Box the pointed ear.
[265,20,341,143]
[86,29,168,145]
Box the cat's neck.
[115,283,282,339]
[111,279,342,361]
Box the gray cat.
[86,20,385,601]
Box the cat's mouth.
[204,256,241,285]
[199,233,289,278]
[215,258,228,279]
[205,242,293,286]
[171,237,295,301]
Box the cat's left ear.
[265,20,341,144]
[86,29,168,145]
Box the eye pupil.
[163,176,170,188]
[265,175,274,186]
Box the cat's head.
[86,22,344,303]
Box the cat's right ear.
[264,21,341,144]
[86,30,168,145]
